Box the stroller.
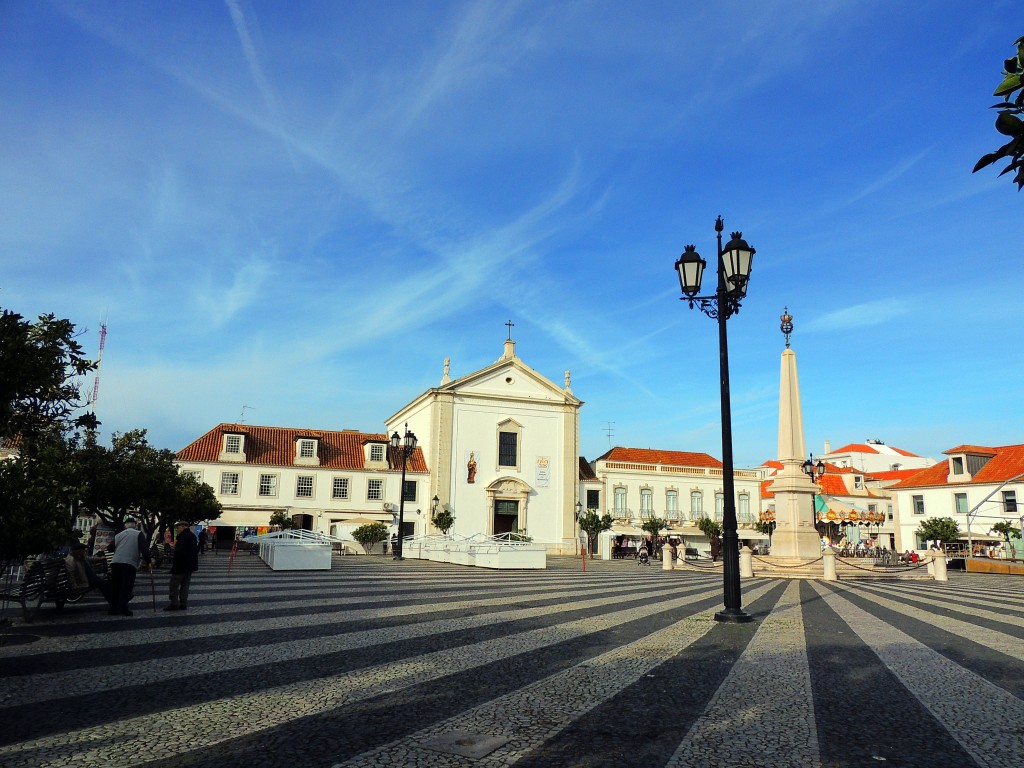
[636,545,650,566]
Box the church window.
[498,431,518,467]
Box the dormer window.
[364,439,389,469]
[951,456,964,475]
[294,437,320,466]
[218,432,246,462]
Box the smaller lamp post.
[390,424,418,560]
[432,495,440,518]
[803,455,827,540]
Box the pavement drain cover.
[422,730,510,759]
[0,634,40,646]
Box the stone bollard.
[663,549,674,571]
[932,553,948,582]
[823,549,837,581]
[739,546,753,578]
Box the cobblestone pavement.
[0,553,1021,767]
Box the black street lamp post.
[675,216,755,623]
[390,424,418,560]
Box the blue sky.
[2,1,1021,468]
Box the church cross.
[505,320,515,340]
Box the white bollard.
[739,546,753,578]
[663,548,674,570]
[823,549,837,581]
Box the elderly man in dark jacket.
[164,521,199,611]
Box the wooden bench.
[0,559,93,623]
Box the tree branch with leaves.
[974,36,1024,190]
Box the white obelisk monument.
[768,308,821,559]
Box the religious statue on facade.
[467,451,477,483]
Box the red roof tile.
[596,446,722,469]
[942,444,997,456]
[895,443,1024,488]
[176,424,428,473]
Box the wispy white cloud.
[801,299,913,333]
[840,148,934,207]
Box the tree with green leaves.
[431,507,455,535]
[0,309,97,445]
[268,510,297,529]
[697,516,723,539]
[754,520,776,546]
[990,520,1021,559]
[916,517,961,548]
[0,308,97,565]
[75,429,220,537]
[351,522,389,554]
[577,509,612,554]
[973,36,1024,190]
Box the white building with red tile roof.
[584,447,765,557]
[890,443,1024,554]
[819,439,936,474]
[176,425,427,538]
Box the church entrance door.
[493,499,519,534]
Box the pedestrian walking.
[107,519,152,616]
[165,521,199,611]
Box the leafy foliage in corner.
[974,36,1024,189]
[431,507,455,535]
[754,520,776,537]
[697,515,723,539]
[577,509,612,554]
[916,516,961,545]
[351,522,389,553]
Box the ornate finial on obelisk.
[780,306,793,349]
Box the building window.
[690,491,703,520]
[259,474,278,497]
[220,472,239,495]
[738,494,751,523]
[954,493,968,516]
[225,435,242,454]
[1004,490,1018,513]
[367,478,383,501]
[402,480,417,502]
[296,476,314,498]
[854,476,863,490]
[332,477,350,500]
[181,470,202,483]
[912,495,925,515]
[715,492,724,521]
[498,431,518,467]
[299,439,316,458]
[370,444,385,462]
[640,488,653,517]
[887,504,893,521]
[951,456,964,475]
[666,490,678,519]
[586,489,600,511]
[613,487,627,515]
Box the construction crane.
[88,321,107,411]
